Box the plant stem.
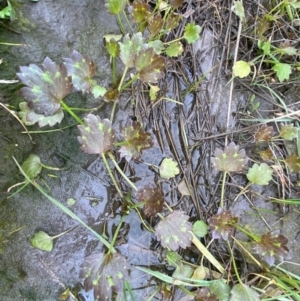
[107,152,138,191]
[109,214,126,254]
[101,153,124,198]
[117,13,126,35]
[227,240,242,284]
[232,223,260,242]
[220,171,227,208]
[61,100,83,125]
[112,57,117,87]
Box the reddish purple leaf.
[211,142,248,172]
[155,211,193,251]
[64,50,95,93]
[80,252,130,301]
[253,230,289,265]
[135,184,165,216]
[77,114,115,155]
[119,120,153,161]
[17,57,72,116]
[208,208,238,240]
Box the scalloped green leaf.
[155,211,193,251]
[64,50,95,93]
[105,0,126,15]
[159,158,180,180]
[183,22,202,44]
[77,114,115,155]
[30,231,54,252]
[80,252,130,301]
[21,154,42,180]
[246,163,273,186]
[17,57,72,116]
[233,60,251,78]
[119,33,145,68]
[92,85,107,98]
[279,124,298,140]
[165,41,184,57]
[19,102,64,127]
[272,63,292,82]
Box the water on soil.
[0,1,299,301]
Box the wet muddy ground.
[0,1,300,301]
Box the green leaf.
[149,84,160,101]
[261,41,271,55]
[166,251,182,267]
[172,264,194,280]
[191,265,206,280]
[77,114,115,155]
[183,22,202,44]
[30,231,54,252]
[105,39,120,58]
[92,85,107,98]
[159,158,180,180]
[135,184,165,216]
[18,102,64,128]
[0,5,12,19]
[105,0,126,15]
[119,120,153,161]
[210,280,231,301]
[231,1,246,24]
[80,252,130,301]
[280,124,298,140]
[148,40,164,54]
[193,220,208,237]
[272,63,292,82]
[17,57,72,116]
[246,163,273,186]
[232,60,251,78]
[64,50,96,93]
[119,33,145,68]
[230,283,260,301]
[165,41,184,57]
[155,211,193,251]
[67,198,77,206]
[21,154,42,180]
[211,142,248,172]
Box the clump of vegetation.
[3,0,300,300]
